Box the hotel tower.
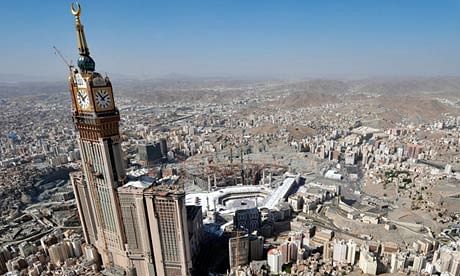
[68,2,132,273]
[68,3,195,276]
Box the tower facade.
[68,3,130,273]
[67,4,197,276]
[144,187,193,276]
[118,184,156,275]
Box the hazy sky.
[1,0,460,80]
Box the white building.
[346,239,358,265]
[390,252,407,273]
[412,255,427,273]
[267,248,283,274]
[359,250,378,275]
[333,240,348,265]
[450,255,460,276]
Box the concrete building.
[361,213,380,224]
[18,242,36,258]
[345,152,356,165]
[287,195,304,212]
[359,249,378,275]
[83,244,101,266]
[297,248,306,262]
[0,248,12,274]
[280,242,289,264]
[381,241,398,259]
[117,179,200,276]
[69,172,97,247]
[249,235,264,261]
[412,255,426,274]
[323,241,333,263]
[229,235,249,269]
[390,252,407,273]
[144,186,193,276]
[424,262,435,275]
[451,255,460,276]
[288,241,298,263]
[118,183,156,276]
[7,257,28,272]
[414,238,435,255]
[137,142,164,166]
[405,143,423,159]
[48,243,71,266]
[233,208,261,233]
[436,247,455,273]
[314,229,334,244]
[267,248,283,274]
[333,240,348,265]
[71,238,82,258]
[186,205,203,261]
[346,239,358,265]
[290,232,304,250]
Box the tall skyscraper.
[67,3,197,276]
[67,3,130,273]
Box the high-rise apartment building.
[0,248,12,274]
[137,142,165,166]
[346,239,358,265]
[412,255,427,274]
[332,240,348,265]
[451,255,460,276]
[229,235,250,269]
[267,248,283,274]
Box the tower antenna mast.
[53,46,74,72]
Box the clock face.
[77,89,90,109]
[95,89,112,109]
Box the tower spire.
[71,2,95,72]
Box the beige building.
[118,182,201,276]
[48,243,71,266]
[359,249,378,275]
[145,186,193,276]
[229,235,249,269]
[267,248,283,274]
[118,183,156,275]
[70,171,97,246]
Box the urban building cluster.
[1,3,460,276]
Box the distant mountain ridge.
[1,76,459,101]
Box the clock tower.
[68,2,131,273]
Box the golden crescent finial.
[71,2,81,17]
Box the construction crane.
[53,46,74,72]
